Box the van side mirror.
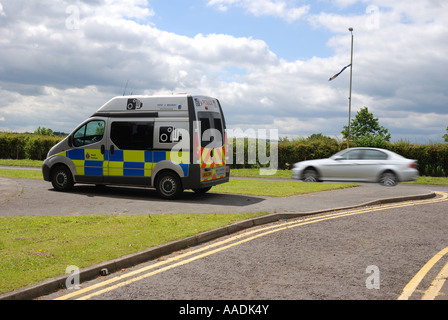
[68,135,73,147]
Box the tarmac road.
[42,191,448,301]
[0,176,441,216]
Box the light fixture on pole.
[347,27,354,149]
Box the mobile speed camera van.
[42,94,230,199]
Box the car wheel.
[155,171,183,200]
[380,171,397,186]
[303,168,319,182]
[51,166,74,191]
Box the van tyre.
[51,166,74,192]
[155,172,183,200]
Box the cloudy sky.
[0,0,447,143]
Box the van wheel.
[155,172,183,200]
[51,166,74,191]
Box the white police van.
[42,94,229,199]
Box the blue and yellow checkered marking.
[60,149,104,176]
[105,150,153,177]
[57,149,189,177]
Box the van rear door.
[197,111,226,181]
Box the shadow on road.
[52,184,265,207]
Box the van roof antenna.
[123,80,129,96]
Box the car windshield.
[331,149,350,159]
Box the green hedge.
[0,132,63,161]
[1,132,447,176]
[388,141,448,177]
[227,137,448,177]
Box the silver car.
[292,147,418,186]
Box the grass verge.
[213,179,357,197]
[0,159,42,167]
[0,168,42,180]
[230,168,292,179]
[1,159,448,185]
[403,176,448,185]
[0,167,358,197]
[0,212,266,295]
[231,168,448,185]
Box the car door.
[322,149,365,180]
[69,118,107,184]
[356,149,388,181]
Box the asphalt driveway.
[0,177,439,216]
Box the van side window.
[111,122,154,150]
[199,112,224,148]
[73,120,105,147]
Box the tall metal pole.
[347,27,354,149]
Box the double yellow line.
[56,192,448,300]
[398,246,448,300]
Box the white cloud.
[0,0,447,143]
[207,0,310,22]
[94,0,155,22]
[0,85,108,133]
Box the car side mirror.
[68,135,73,147]
[334,156,343,161]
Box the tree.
[341,107,391,147]
[443,126,448,143]
[306,133,336,143]
[34,126,54,136]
